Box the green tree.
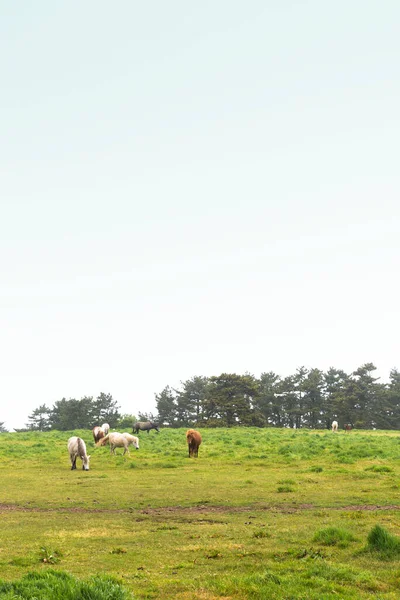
[323,367,349,428]
[116,413,138,430]
[155,386,177,426]
[49,397,93,430]
[293,366,309,428]
[91,392,121,427]
[0,422,8,433]
[255,371,280,426]
[385,368,400,429]
[26,404,51,431]
[207,373,260,427]
[277,376,297,428]
[350,363,381,428]
[302,369,324,428]
[175,376,209,426]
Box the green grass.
[0,427,399,598]
[313,527,358,547]
[0,570,132,599]
[365,525,400,559]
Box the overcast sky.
[1,1,399,430]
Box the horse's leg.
[71,454,77,470]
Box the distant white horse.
[331,420,338,432]
[96,432,139,455]
[68,436,90,471]
[102,423,110,435]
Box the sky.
[1,1,399,430]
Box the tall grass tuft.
[366,525,400,558]
[0,570,133,599]
[313,527,357,547]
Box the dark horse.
[133,421,159,434]
[186,429,202,458]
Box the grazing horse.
[68,436,90,471]
[133,421,159,434]
[92,425,105,443]
[186,429,202,458]
[96,432,139,455]
[344,424,352,432]
[331,420,338,432]
[102,423,110,435]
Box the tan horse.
[96,432,139,455]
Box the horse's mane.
[186,429,202,442]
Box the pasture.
[0,427,399,599]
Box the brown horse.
[186,429,202,458]
[92,426,105,443]
[344,424,352,432]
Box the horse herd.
[68,422,202,471]
[69,420,350,471]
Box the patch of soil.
[0,502,399,514]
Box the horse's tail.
[96,434,109,447]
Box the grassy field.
[0,427,399,599]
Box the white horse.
[68,436,90,470]
[331,420,338,432]
[102,423,110,435]
[96,432,139,455]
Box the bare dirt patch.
[1,502,399,514]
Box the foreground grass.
[0,427,399,598]
[0,570,132,599]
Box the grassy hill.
[0,427,399,598]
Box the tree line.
[3,363,399,432]
[18,393,145,432]
[155,363,400,430]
